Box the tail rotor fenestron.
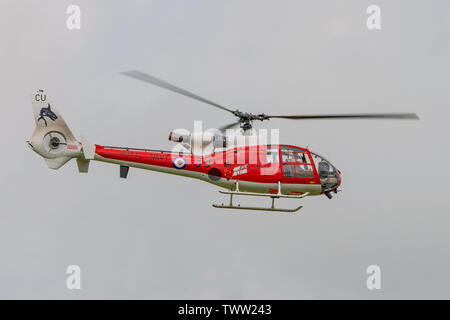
[27,89,82,169]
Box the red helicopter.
[27,71,418,212]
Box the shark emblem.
[37,104,58,126]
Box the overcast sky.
[0,0,449,299]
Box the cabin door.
[281,146,314,180]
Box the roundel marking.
[172,157,187,169]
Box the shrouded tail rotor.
[28,89,82,169]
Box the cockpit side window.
[281,146,314,178]
[281,147,309,162]
[310,151,340,190]
[310,152,335,175]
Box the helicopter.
[27,72,419,212]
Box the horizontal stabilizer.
[44,156,71,170]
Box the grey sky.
[0,0,449,298]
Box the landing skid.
[212,203,303,213]
[213,181,309,213]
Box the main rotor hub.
[241,121,253,131]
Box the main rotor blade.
[218,121,240,133]
[265,113,419,120]
[121,70,235,114]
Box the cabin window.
[282,149,295,162]
[281,146,309,163]
[283,164,295,177]
[295,164,314,178]
[266,146,279,163]
[281,146,313,178]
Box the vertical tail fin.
[28,90,82,169]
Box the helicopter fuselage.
[94,143,341,196]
